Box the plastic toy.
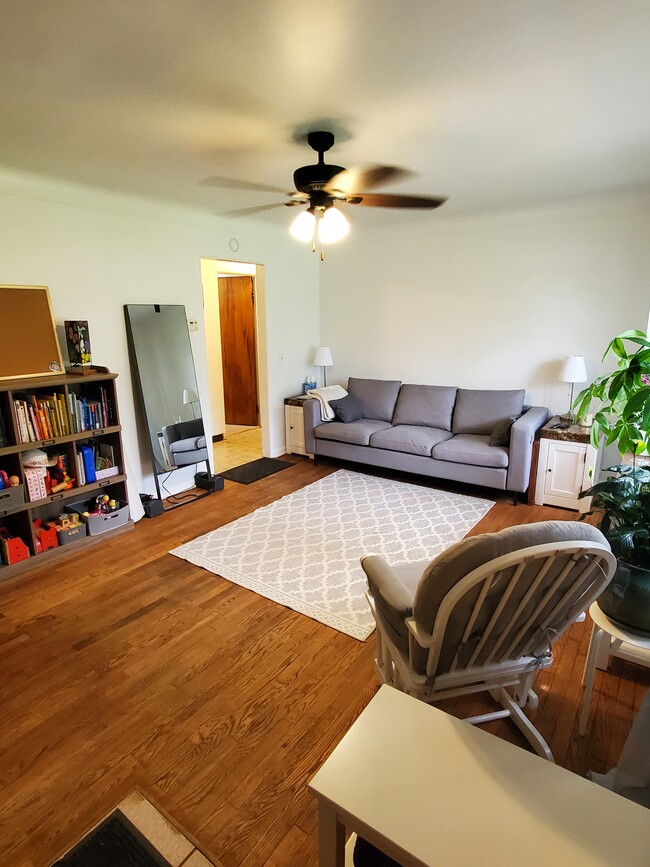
[49,454,75,494]
[33,518,58,553]
[91,494,119,514]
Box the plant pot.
[598,561,650,636]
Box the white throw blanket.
[307,385,348,421]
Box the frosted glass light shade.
[559,355,587,383]
[313,346,333,367]
[290,209,316,242]
[318,207,349,243]
[182,388,199,404]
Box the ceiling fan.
[211,131,447,256]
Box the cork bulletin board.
[0,285,64,379]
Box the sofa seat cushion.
[432,434,509,468]
[369,425,453,456]
[315,419,392,446]
[347,378,402,422]
[452,388,525,435]
[171,435,207,453]
[392,384,458,431]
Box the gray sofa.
[303,378,549,497]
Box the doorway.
[201,258,267,473]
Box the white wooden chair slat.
[465,563,526,669]
[498,554,581,661]
[484,555,557,663]
[449,574,494,672]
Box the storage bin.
[95,466,119,481]
[56,522,87,546]
[0,483,25,514]
[66,498,130,536]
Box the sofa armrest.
[303,397,324,454]
[507,406,550,493]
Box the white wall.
[320,192,650,416]
[0,168,320,509]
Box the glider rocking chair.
[361,520,616,762]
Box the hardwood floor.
[0,457,647,867]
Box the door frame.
[201,258,270,458]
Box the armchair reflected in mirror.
[124,304,213,508]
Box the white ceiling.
[1,0,650,225]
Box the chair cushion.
[171,435,207,453]
[452,388,525,435]
[411,521,610,675]
[315,419,392,446]
[369,425,453,456]
[431,434,509,468]
[347,378,402,422]
[329,394,363,423]
[392,384,458,431]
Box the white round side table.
[579,601,650,736]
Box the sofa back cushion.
[452,388,525,435]
[392,384,458,431]
[347,378,402,422]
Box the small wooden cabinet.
[0,367,133,581]
[533,418,600,512]
[284,395,310,456]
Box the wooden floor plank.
[0,455,646,867]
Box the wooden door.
[218,276,258,426]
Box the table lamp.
[559,356,587,422]
[182,388,199,419]
[313,346,333,387]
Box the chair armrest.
[507,406,550,493]
[303,397,324,455]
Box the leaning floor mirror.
[124,304,211,508]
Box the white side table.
[284,395,310,456]
[309,685,650,867]
[579,601,650,735]
[533,417,600,512]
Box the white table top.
[309,685,650,866]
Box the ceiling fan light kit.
[223,129,447,257]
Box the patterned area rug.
[170,470,493,640]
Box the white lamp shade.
[313,346,333,367]
[290,209,316,242]
[559,355,588,383]
[318,207,349,244]
[182,388,199,404]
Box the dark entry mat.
[219,457,293,484]
[53,810,171,867]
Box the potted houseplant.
[575,329,650,635]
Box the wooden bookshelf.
[0,368,133,581]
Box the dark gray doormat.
[53,810,171,867]
[219,457,293,484]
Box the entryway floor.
[225,423,258,436]
[213,426,262,472]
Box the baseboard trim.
[212,434,224,443]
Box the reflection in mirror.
[124,305,209,481]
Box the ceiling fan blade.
[200,175,288,194]
[325,164,413,196]
[345,193,448,209]
[220,202,290,218]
